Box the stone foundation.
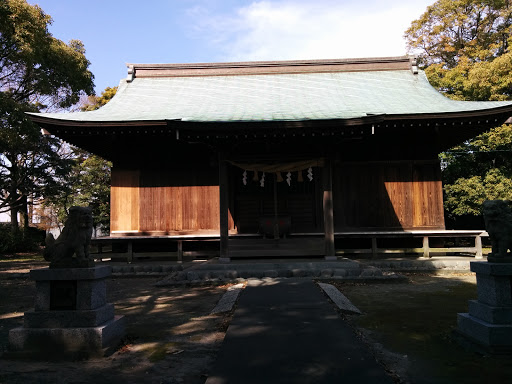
[8,266,124,358]
[457,262,512,353]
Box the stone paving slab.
[206,278,394,384]
[210,284,244,314]
[318,282,362,315]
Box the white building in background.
[0,211,11,223]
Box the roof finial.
[410,56,418,75]
[126,64,135,82]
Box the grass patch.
[336,276,512,383]
[0,252,43,262]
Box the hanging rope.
[229,158,325,173]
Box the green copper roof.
[31,68,512,124]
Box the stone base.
[49,258,96,269]
[457,261,512,354]
[8,266,125,359]
[23,303,115,328]
[457,313,512,353]
[8,315,125,359]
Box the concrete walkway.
[206,279,394,384]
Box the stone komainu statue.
[483,200,512,263]
[44,206,94,268]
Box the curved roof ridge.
[126,56,415,80]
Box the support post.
[323,158,335,260]
[371,238,378,259]
[177,240,183,264]
[127,240,133,263]
[475,235,483,259]
[422,236,430,258]
[273,173,279,240]
[219,153,230,262]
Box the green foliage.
[441,124,512,183]
[0,0,94,233]
[0,223,44,254]
[0,0,94,108]
[406,1,512,223]
[406,0,512,101]
[444,169,512,215]
[81,86,118,111]
[405,0,512,68]
[71,151,111,232]
[43,149,112,234]
[42,86,116,233]
[442,124,512,218]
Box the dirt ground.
[331,273,512,384]
[1,259,510,384]
[0,268,234,384]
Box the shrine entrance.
[232,165,323,237]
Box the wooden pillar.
[127,240,133,263]
[177,240,183,264]
[371,238,378,259]
[323,158,335,259]
[273,173,279,240]
[219,153,230,262]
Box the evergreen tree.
[0,0,94,235]
[405,0,512,224]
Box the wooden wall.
[111,168,234,234]
[111,170,140,232]
[333,161,444,230]
[111,159,445,235]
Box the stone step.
[154,263,389,286]
[194,260,360,271]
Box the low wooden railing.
[90,230,488,262]
[90,235,220,263]
[333,230,488,259]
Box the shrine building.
[29,56,512,260]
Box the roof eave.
[28,103,512,129]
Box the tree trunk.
[19,194,29,236]
[10,206,19,235]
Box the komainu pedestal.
[8,266,125,358]
[457,262,512,353]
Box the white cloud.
[187,0,433,62]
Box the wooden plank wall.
[139,185,221,232]
[334,161,444,230]
[111,168,234,234]
[111,169,140,232]
[111,160,444,234]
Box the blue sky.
[33,0,434,95]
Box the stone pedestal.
[457,262,512,354]
[8,266,125,358]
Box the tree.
[42,87,116,235]
[441,124,512,216]
[0,0,94,235]
[405,0,512,100]
[43,149,112,235]
[77,87,116,233]
[81,86,118,111]
[405,0,512,226]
